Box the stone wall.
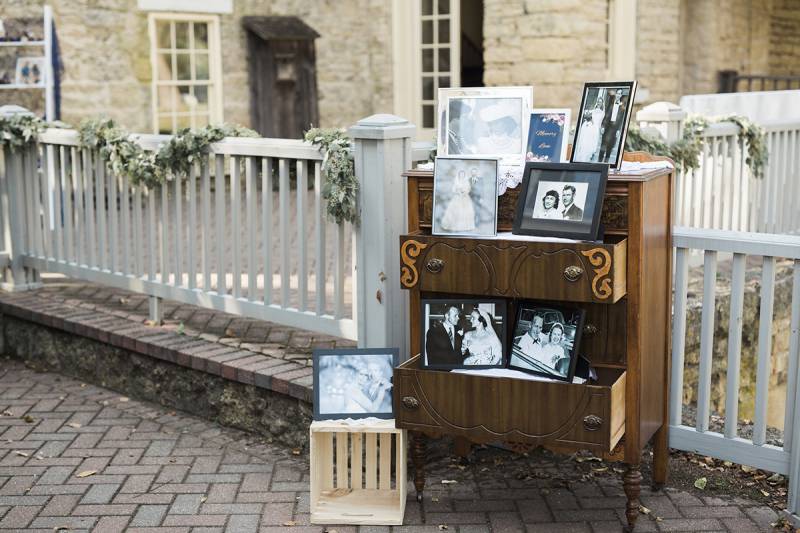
[0,0,392,132]
[635,0,682,104]
[769,0,800,76]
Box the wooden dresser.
[394,153,673,532]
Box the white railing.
[638,103,800,235]
[0,114,421,351]
[669,226,800,517]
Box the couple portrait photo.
[422,300,506,369]
[432,157,498,237]
[508,304,585,381]
[530,181,588,222]
[571,82,636,168]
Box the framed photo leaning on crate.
[313,348,398,420]
[571,81,637,169]
[512,162,608,241]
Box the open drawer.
[393,355,626,453]
[400,233,627,304]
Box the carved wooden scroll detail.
[401,240,428,288]
[580,247,613,300]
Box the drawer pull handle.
[402,396,420,410]
[583,414,603,431]
[426,258,445,273]
[584,323,598,336]
[564,265,584,281]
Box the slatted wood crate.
[310,419,407,525]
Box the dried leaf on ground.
[291,448,301,455]
[13,451,29,457]
[75,470,97,478]
[639,505,651,515]
[438,526,449,531]
[1,410,12,416]
[22,415,34,423]
[66,422,81,429]
[441,479,458,484]
[282,521,296,527]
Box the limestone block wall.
[635,0,682,104]
[482,0,612,113]
[769,0,800,76]
[0,0,392,132]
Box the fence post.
[0,105,42,291]
[635,101,687,144]
[350,114,416,355]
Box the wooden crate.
[310,419,407,525]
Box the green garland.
[304,127,359,225]
[0,114,48,150]
[626,114,768,178]
[78,118,257,188]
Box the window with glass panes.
[420,0,460,129]
[148,14,222,133]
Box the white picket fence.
[638,104,800,235]
[0,113,422,355]
[669,226,800,516]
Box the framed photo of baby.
[571,81,637,169]
[432,156,499,237]
[508,301,586,382]
[421,299,507,370]
[313,348,398,420]
[512,162,608,241]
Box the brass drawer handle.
[564,265,584,281]
[583,414,603,431]
[426,258,444,273]
[402,396,420,410]
[584,323,598,336]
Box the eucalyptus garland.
[304,127,359,225]
[626,114,767,178]
[78,118,257,188]
[0,113,47,150]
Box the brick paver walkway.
[0,359,781,532]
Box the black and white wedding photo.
[530,181,588,221]
[571,81,637,168]
[513,162,608,240]
[446,97,523,155]
[508,303,586,381]
[313,349,398,420]
[421,299,506,370]
[432,157,498,237]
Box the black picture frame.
[570,81,637,169]
[507,300,586,382]
[420,298,507,370]
[312,348,399,421]
[512,161,608,241]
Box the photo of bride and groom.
[422,300,506,369]
[571,82,636,168]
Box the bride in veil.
[461,308,503,365]
[574,94,605,162]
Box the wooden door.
[247,35,319,139]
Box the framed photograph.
[313,348,398,420]
[571,81,637,168]
[508,301,586,381]
[14,57,44,86]
[512,162,608,241]
[432,156,498,237]
[421,299,507,370]
[526,108,571,163]
[437,86,533,195]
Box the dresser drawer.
[400,234,627,303]
[393,356,626,453]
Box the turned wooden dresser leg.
[411,431,426,502]
[623,463,642,532]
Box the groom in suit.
[598,90,628,162]
[561,185,584,221]
[425,306,463,366]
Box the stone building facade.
[1,0,798,138]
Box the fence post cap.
[636,101,687,122]
[0,105,35,118]
[349,114,416,140]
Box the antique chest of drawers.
[394,153,674,532]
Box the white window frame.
[147,12,224,133]
[393,0,461,140]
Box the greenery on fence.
[626,114,768,178]
[304,127,359,226]
[0,113,49,150]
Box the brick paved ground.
[0,359,780,533]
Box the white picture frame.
[437,86,533,195]
[14,56,45,86]
[526,108,571,163]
